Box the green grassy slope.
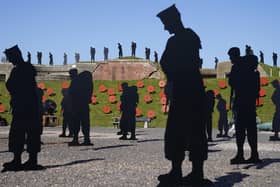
[0,76,277,128]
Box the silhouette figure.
[27,51,31,63]
[214,57,218,69]
[104,47,109,61]
[49,52,53,65]
[131,41,136,57]
[59,88,73,137]
[63,53,67,65]
[154,51,158,63]
[273,52,277,67]
[118,82,129,139]
[228,47,261,165]
[145,47,151,60]
[37,51,42,65]
[157,5,209,186]
[270,80,280,141]
[75,53,80,63]
[118,43,123,58]
[90,47,95,62]
[3,45,43,171]
[259,51,264,63]
[68,70,93,146]
[205,90,215,142]
[245,45,253,56]
[216,94,229,138]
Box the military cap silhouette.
[228,47,240,57]
[157,4,181,24]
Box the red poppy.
[159,90,166,98]
[147,85,155,93]
[37,83,45,90]
[158,80,166,88]
[160,97,167,105]
[256,98,264,107]
[99,84,107,92]
[91,96,97,104]
[161,105,169,113]
[137,80,144,88]
[108,88,115,96]
[144,95,152,103]
[46,88,54,96]
[117,84,123,92]
[108,96,117,103]
[0,105,5,113]
[218,80,227,89]
[213,89,220,97]
[259,88,266,97]
[116,102,121,111]
[103,106,111,114]
[136,108,142,117]
[260,77,269,86]
[61,81,69,89]
[147,110,155,119]
[42,95,47,103]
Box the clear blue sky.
[1,0,279,68]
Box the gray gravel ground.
[1,126,280,187]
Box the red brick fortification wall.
[92,60,162,80]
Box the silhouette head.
[121,82,128,90]
[228,47,240,64]
[157,4,183,34]
[271,79,279,88]
[69,66,78,80]
[4,45,24,65]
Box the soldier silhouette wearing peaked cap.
[157,4,209,186]
[3,45,43,171]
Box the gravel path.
[1,126,280,187]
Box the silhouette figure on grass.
[90,47,95,62]
[131,41,136,57]
[118,43,123,58]
[68,70,93,146]
[259,51,264,63]
[157,4,210,186]
[37,51,42,65]
[273,52,278,67]
[205,90,215,142]
[49,52,53,65]
[119,84,139,140]
[270,80,280,141]
[59,88,73,137]
[104,47,109,61]
[27,51,31,63]
[63,53,67,65]
[75,53,80,63]
[145,47,151,60]
[2,45,44,172]
[154,51,158,63]
[228,47,261,165]
[216,94,229,138]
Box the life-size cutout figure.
[157,5,208,186]
[216,94,229,138]
[270,80,280,141]
[3,45,43,171]
[205,90,215,142]
[228,47,261,164]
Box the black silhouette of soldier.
[245,45,252,56]
[259,51,264,63]
[75,53,80,63]
[104,47,109,61]
[131,41,136,57]
[205,90,215,142]
[214,57,218,69]
[119,84,139,140]
[49,52,53,65]
[59,88,73,137]
[118,43,123,58]
[118,82,128,136]
[157,5,209,186]
[90,47,96,62]
[63,53,67,65]
[3,45,43,171]
[37,51,42,65]
[273,52,277,67]
[145,47,151,60]
[68,70,93,146]
[27,51,31,63]
[270,80,280,141]
[154,51,158,63]
[228,47,261,164]
[216,94,229,138]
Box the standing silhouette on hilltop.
[63,52,67,65]
[259,51,264,63]
[2,45,43,171]
[131,41,136,57]
[118,43,123,58]
[90,47,96,62]
[157,4,209,186]
[270,80,280,141]
[273,52,278,67]
[228,46,261,165]
[37,51,42,65]
[27,51,31,63]
[104,47,109,61]
[49,52,53,65]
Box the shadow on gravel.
[0,150,9,154]
[208,149,222,153]
[44,158,104,169]
[137,139,163,143]
[212,138,232,143]
[213,172,250,187]
[243,158,280,170]
[80,144,135,151]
